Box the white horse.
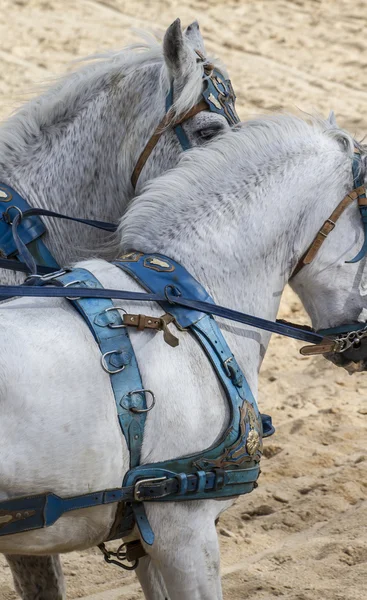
[0,19,235,594]
[0,18,232,284]
[1,114,366,600]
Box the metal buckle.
[320,218,336,238]
[133,477,167,502]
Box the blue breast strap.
[51,268,149,469]
[0,255,269,548]
[114,254,262,543]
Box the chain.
[97,542,138,571]
[333,325,367,353]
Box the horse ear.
[184,21,206,55]
[327,110,338,127]
[163,18,194,78]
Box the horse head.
[0,19,237,271]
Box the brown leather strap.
[292,185,366,277]
[124,313,163,330]
[125,539,147,562]
[123,312,179,347]
[299,340,337,355]
[131,100,208,189]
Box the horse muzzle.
[324,337,367,373]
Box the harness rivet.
[134,434,139,440]
[15,513,21,519]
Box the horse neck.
[121,125,353,391]
[0,64,170,266]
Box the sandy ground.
[0,0,366,599]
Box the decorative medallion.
[246,429,261,455]
[0,187,11,202]
[194,402,263,470]
[0,508,35,528]
[208,92,222,110]
[0,513,12,526]
[119,252,143,263]
[143,256,175,272]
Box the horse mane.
[0,30,223,156]
[117,113,358,253]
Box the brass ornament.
[119,252,143,263]
[148,258,170,269]
[194,402,263,470]
[246,429,261,455]
[143,256,175,272]
[0,514,12,525]
[208,92,222,110]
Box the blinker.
[201,68,239,126]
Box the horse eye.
[195,124,225,142]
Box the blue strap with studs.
[51,268,148,469]
[0,257,268,546]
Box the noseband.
[131,52,239,189]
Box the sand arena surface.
[0,1,366,598]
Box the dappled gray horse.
[1,114,366,598]
[1,18,238,599]
[0,19,234,283]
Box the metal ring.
[3,205,23,225]
[103,306,127,328]
[120,389,155,413]
[129,389,155,413]
[164,284,182,304]
[64,280,83,300]
[25,269,67,284]
[101,350,126,374]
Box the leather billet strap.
[0,466,259,538]
[292,185,366,277]
[123,312,179,347]
[131,100,208,189]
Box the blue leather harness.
[0,113,366,555]
[0,253,272,549]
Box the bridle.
[292,147,367,358]
[293,147,367,277]
[131,51,239,189]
